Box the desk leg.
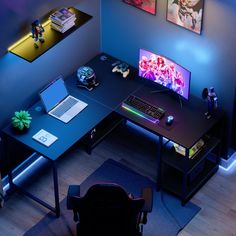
[181,149,189,206]
[2,134,14,194]
[52,161,60,217]
[7,172,14,192]
[156,136,163,191]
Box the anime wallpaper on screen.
[139,49,191,100]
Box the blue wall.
[101,0,236,146]
[0,0,101,129]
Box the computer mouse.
[166,115,174,126]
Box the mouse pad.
[158,118,177,131]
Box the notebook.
[39,75,88,123]
[32,129,58,147]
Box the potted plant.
[11,110,32,132]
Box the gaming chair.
[67,183,153,236]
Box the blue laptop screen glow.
[40,76,68,112]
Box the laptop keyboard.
[51,96,78,118]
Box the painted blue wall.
[101,0,236,147]
[0,0,101,129]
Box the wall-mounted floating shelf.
[8,7,92,62]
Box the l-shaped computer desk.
[2,53,225,217]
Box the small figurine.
[202,87,218,119]
[31,20,45,48]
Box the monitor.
[139,49,191,100]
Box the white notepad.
[32,129,58,147]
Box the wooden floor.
[0,122,236,236]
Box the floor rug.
[24,159,200,236]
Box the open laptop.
[39,75,88,123]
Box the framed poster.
[123,0,157,15]
[167,0,204,34]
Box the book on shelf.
[51,20,75,33]
[50,8,76,33]
[50,15,76,26]
[173,139,205,159]
[50,8,76,25]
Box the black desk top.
[66,53,224,149]
[116,83,223,149]
[3,88,111,161]
[66,53,144,110]
[3,52,224,160]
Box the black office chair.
[67,183,153,236]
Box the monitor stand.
[150,89,183,108]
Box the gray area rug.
[24,159,200,236]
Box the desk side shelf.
[161,128,222,205]
[163,136,220,172]
[162,155,218,202]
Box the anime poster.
[167,0,204,34]
[123,0,157,15]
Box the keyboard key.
[51,97,78,117]
[122,95,165,123]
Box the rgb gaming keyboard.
[122,95,165,123]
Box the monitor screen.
[139,49,191,100]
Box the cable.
[160,189,182,229]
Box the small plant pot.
[12,126,30,134]
[11,110,32,134]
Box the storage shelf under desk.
[161,156,219,202]
[162,136,220,173]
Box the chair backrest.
[72,183,144,236]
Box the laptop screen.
[39,76,68,112]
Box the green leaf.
[12,110,32,130]
[18,122,24,130]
